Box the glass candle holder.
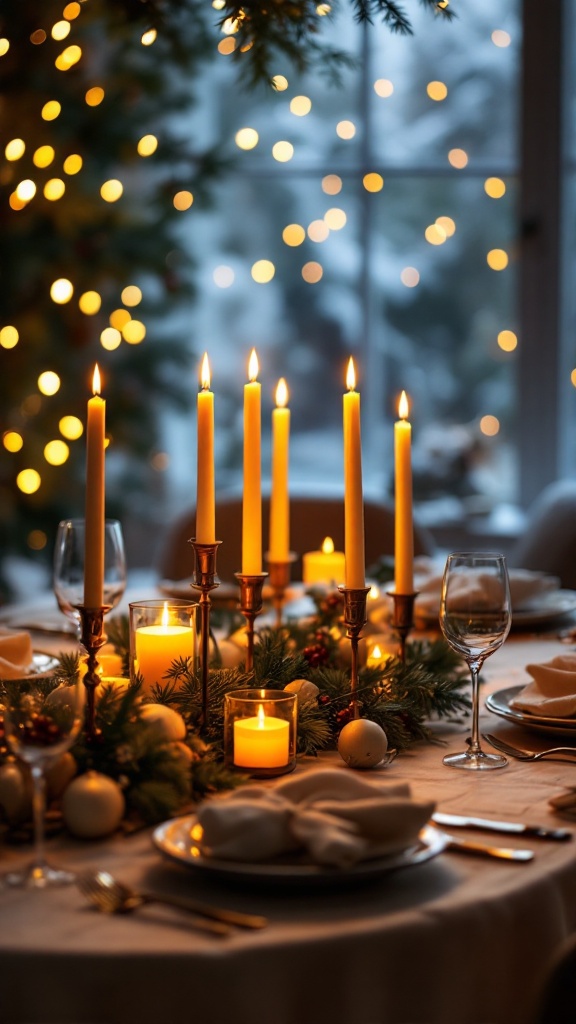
[129,599,198,694]
[224,689,297,778]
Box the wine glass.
[440,551,512,770]
[2,678,84,888]
[53,518,127,631]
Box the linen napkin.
[510,654,576,717]
[415,566,559,618]
[195,769,435,869]
[0,630,34,679]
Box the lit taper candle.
[242,348,262,574]
[343,357,365,588]
[196,352,215,544]
[84,364,106,607]
[269,377,290,562]
[394,390,414,594]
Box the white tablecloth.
[2,629,576,1024]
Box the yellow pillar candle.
[242,348,262,574]
[269,377,290,562]
[196,352,215,544]
[394,390,414,594]
[302,537,345,585]
[84,364,106,608]
[343,357,365,589]
[234,704,290,768]
[134,603,194,691]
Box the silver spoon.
[77,871,267,932]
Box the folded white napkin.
[414,566,559,617]
[510,654,576,717]
[195,768,435,869]
[0,630,34,679]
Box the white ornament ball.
[139,703,186,742]
[62,771,125,839]
[284,679,320,702]
[216,639,244,668]
[170,740,194,768]
[337,719,388,769]
[0,761,32,823]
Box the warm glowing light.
[374,79,394,98]
[173,190,193,210]
[122,319,146,344]
[282,224,305,247]
[248,348,259,382]
[487,248,509,270]
[302,262,323,283]
[346,357,356,392]
[33,145,55,168]
[324,207,346,230]
[363,173,384,193]
[218,37,236,55]
[222,17,240,35]
[290,95,312,116]
[9,193,27,212]
[44,178,65,200]
[275,377,288,407]
[498,330,517,352]
[308,219,329,242]
[492,29,511,47]
[448,148,468,168]
[55,44,82,71]
[427,80,448,101]
[272,141,294,162]
[317,3,331,13]
[38,371,61,396]
[100,327,121,350]
[213,265,235,287]
[401,267,420,288]
[3,431,23,453]
[16,179,37,202]
[121,285,142,306]
[322,537,335,555]
[571,369,576,389]
[50,278,73,304]
[0,326,19,349]
[42,100,61,120]
[44,439,69,465]
[137,134,158,157]
[52,20,71,40]
[200,352,211,390]
[0,38,10,56]
[28,530,47,551]
[436,215,455,237]
[85,86,105,106]
[235,127,259,150]
[30,30,47,45]
[109,308,130,330]
[92,365,101,395]
[485,177,506,198]
[5,139,25,161]
[398,390,409,420]
[272,75,289,91]
[322,174,342,195]
[336,120,356,140]
[79,290,101,315]
[100,179,123,202]
[251,259,275,283]
[212,0,226,8]
[141,28,157,45]
[63,154,82,174]
[17,469,41,494]
[63,3,81,19]
[480,415,500,437]
[425,223,446,245]
[59,415,83,440]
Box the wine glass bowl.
[440,552,512,771]
[53,518,127,627]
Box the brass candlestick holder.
[387,591,418,662]
[339,585,371,719]
[190,539,221,731]
[234,571,268,672]
[77,604,110,741]
[266,552,297,627]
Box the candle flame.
[92,364,101,396]
[369,584,379,599]
[371,644,382,659]
[346,356,356,391]
[257,704,265,728]
[275,377,288,408]
[322,536,334,554]
[398,390,409,420]
[200,352,211,390]
[248,347,259,382]
[161,601,169,628]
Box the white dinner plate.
[486,685,576,738]
[153,816,448,886]
[31,652,60,676]
[415,589,576,631]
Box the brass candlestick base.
[190,539,221,731]
[339,585,371,719]
[266,552,297,627]
[387,591,418,662]
[234,572,269,672]
[77,604,110,741]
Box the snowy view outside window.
[164,1,520,535]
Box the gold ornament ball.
[284,679,320,702]
[45,752,77,799]
[337,718,388,769]
[0,760,32,823]
[139,703,186,741]
[62,771,125,838]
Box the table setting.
[3,354,576,1024]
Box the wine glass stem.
[30,764,47,876]
[468,659,483,755]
